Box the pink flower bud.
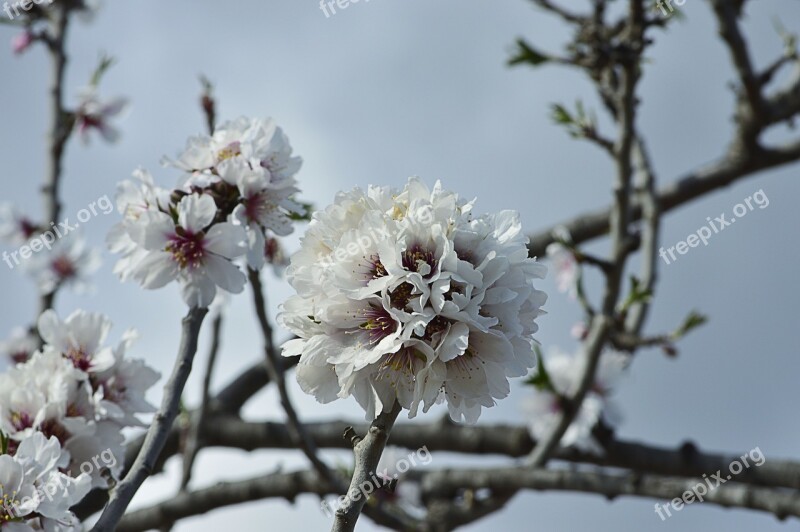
[11,30,34,55]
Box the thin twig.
[625,136,660,335]
[526,1,645,468]
[247,269,342,488]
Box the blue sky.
[1,1,799,530]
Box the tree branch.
[37,2,71,319]
[90,307,208,532]
[332,402,403,532]
[420,466,800,521]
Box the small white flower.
[74,87,129,144]
[128,193,247,307]
[92,329,160,427]
[25,234,101,295]
[220,160,301,269]
[0,204,39,245]
[0,433,91,531]
[546,241,578,299]
[106,168,171,281]
[0,328,38,365]
[164,116,302,186]
[523,347,628,454]
[37,310,116,374]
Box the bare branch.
[90,307,208,532]
[201,417,800,491]
[420,466,800,521]
[116,470,328,532]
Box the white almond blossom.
[110,118,304,304]
[279,177,547,423]
[25,234,101,295]
[74,87,129,144]
[126,193,247,308]
[37,310,116,374]
[92,329,160,428]
[0,204,39,246]
[523,347,629,454]
[106,168,172,282]
[0,328,38,365]
[164,116,302,187]
[546,240,578,299]
[0,433,91,532]
[218,160,301,269]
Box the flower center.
[217,141,241,162]
[19,218,38,239]
[367,255,387,279]
[40,419,70,445]
[166,230,206,270]
[9,411,32,432]
[66,347,92,372]
[244,192,274,223]
[358,305,397,345]
[51,256,77,280]
[402,244,436,277]
[422,315,452,340]
[376,347,426,381]
[10,350,30,364]
[389,282,415,310]
[1,487,22,523]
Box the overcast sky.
[1,1,799,530]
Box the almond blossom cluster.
[279,177,548,423]
[523,347,629,454]
[108,117,304,307]
[0,309,159,530]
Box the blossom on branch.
[110,117,305,306]
[523,347,628,454]
[0,204,39,246]
[0,432,91,532]
[26,233,101,295]
[0,328,38,365]
[280,177,548,423]
[74,87,129,144]
[0,309,159,489]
